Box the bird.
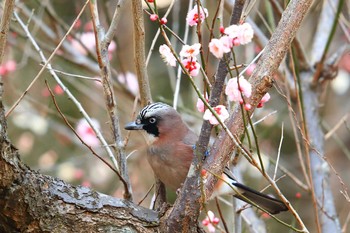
[125,102,288,214]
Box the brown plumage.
[125,102,288,214]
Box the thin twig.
[214,197,230,233]
[6,0,90,117]
[138,184,155,206]
[89,0,133,201]
[273,123,284,180]
[325,113,349,140]
[13,11,120,175]
[45,81,126,185]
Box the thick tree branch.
[132,0,152,106]
[165,1,246,232]
[203,0,314,231]
[0,141,159,232]
[0,0,15,141]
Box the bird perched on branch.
[125,102,288,214]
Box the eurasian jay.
[125,102,288,214]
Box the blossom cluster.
[0,59,17,76]
[155,4,270,126]
[159,43,201,76]
[209,23,254,59]
[202,211,220,233]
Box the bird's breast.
[147,142,193,191]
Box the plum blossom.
[246,63,256,76]
[71,32,116,59]
[203,105,229,125]
[224,23,254,46]
[117,72,139,95]
[180,43,201,58]
[209,36,232,58]
[257,93,270,108]
[202,211,220,232]
[54,84,64,95]
[150,14,158,21]
[209,39,226,59]
[225,76,252,103]
[0,59,17,76]
[160,17,168,25]
[196,94,208,113]
[238,23,254,45]
[159,44,176,67]
[181,57,200,76]
[76,118,100,147]
[186,4,208,26]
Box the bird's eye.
[149,117,156,124]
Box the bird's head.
[124,102,183,137]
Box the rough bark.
[0,140,159,232]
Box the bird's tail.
[223,169,288,215]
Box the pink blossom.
[5,60,17,72]
[76,118,100,147]
[202,211,220,232]
[81,180,91,188]
[54,84,64,95]
[257,93,270,108]
[203,105,229,125]
[0,66,7,76]
[246,63,256,76]
[117,72,139,96]
[74,32,96,55]
[150,14,158,21]
[224,23,254,46]
[181,57,200,76]
[219,35,233,52]
[71,32,116,57]
[160,17,167,25]
[225,76,252,103]
[224,24,240,39]
[108,40,117,53]
[208,38,225,59]
[186,5,208,26]
[238,22,254,45]
[196,94,208,113]
[159,44,176,67]
[0,59,17,76]
[244,103,252,110]
[180,43,201,58]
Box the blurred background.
[1,0,350,232]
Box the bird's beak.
[124,122,144,130]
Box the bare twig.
[13,11,120,177]
[6,0,90,117]
[273,123,284,181]
[45,81,126,185]
[89,0,133,201]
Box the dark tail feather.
[224,169,288,215]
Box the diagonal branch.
[165,1,246,232]
[203,0,314,231]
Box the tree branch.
[0,0,15,141]
[132,0,152,106]
[203,0,314,231]
[165,1,246,232]
[0,141,158,232]
[89,0,133,201]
